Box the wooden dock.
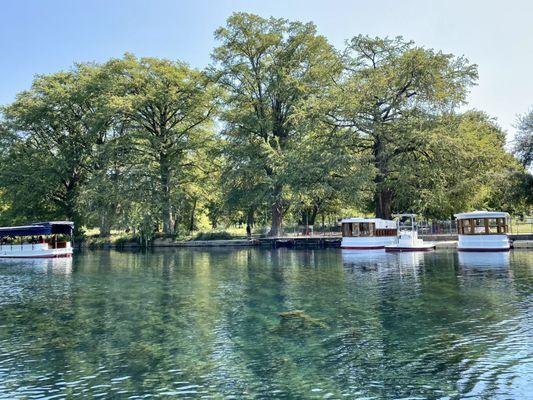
[257,236,341,248]
[146,233,533,249]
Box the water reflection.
[341,249,393,268]
[0,249,531,399]
[397,251,424,268]
[0,256,73,274]
[458,251,510,269]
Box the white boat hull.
[0,243,73,259]
[385,243,435,252]
[341,236,397,249]
[385,230,435,252]
[457,234,510,252]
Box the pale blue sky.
[1,0,532,140]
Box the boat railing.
[0,242,65,251]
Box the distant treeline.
[0,13,532,238]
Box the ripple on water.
[0,249,531,398]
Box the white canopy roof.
[454,211,510,219]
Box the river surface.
[0,249,531,399]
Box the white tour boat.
[454,211,511,252]
[385,214,436,252]
[0,221,74,258]
[340,218,397,249]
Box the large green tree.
[104,54,219,234]
[0,63,115,228]
[213,13,341,236]
[76,134,144,236]
[391,111,517,217]
[326,36,478,219]
[284,123,373,226]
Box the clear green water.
[0,249,531,399]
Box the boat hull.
[341,236,396,250]
[0,243,73,259]
[0,252,72,259]
[385,245,435,252]
[384,230,435,252]
[457,247,510,252]
[457,234,510,252]
[341,245,385,250]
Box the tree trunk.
[188,198,197,232]
[375,187,393,220]
[247,208,255,227]
[372,133,393,220]
[309,204,319,226]
[269,200,283,237]
[99,213,111,237]
[59,176,81,235]
[160,154,174,234]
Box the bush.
[114,235,140,246]
[192,231,236,241]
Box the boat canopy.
[0,221,74,238]
[454,211,510,220]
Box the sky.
[1,0,532,141]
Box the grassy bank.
[81,227,250,248]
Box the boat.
[0,221,74,258]
[454,211,511,252]
[385,214,436,252]
[340,217,397,249]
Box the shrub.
[192,231,235,241]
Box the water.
[0,249,531,399]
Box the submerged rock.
[276,309,328,330]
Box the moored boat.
[385,214,436,252]
[0,221,74,258]
[340,218,397,249]
[454,211,511,252]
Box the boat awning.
[454,211,510,220]
[33,221,74,235]
[0,221,74,237]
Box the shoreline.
[81,234,533,250]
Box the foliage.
[324,35,478,218]
[514,108,533,167]
[0,63,116,229]
[192,230,237,241]
[391,111,517,218]
[212,13,342,235]
[0,14,529,237]
[103,54,219,234]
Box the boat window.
[458,217,508,235]
[358,223,375,236]
[376,228,397,236]
[342,223,352,237]
[458,218,472,234]
[343,222,383,237]
[473,219,486,234]
[487,218,499,233]
[497,218,508,234]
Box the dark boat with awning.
[0,221,74,258]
